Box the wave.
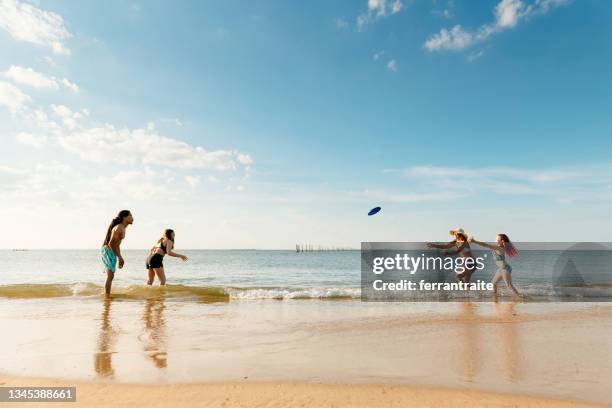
[1,283,610,302]
[0,283,360,301]
[227,287,359,300]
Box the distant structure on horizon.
[295,244,353,253]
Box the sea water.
[1,249,610,300]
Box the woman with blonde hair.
[146,229,188,286]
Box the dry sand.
[1,373,609,408]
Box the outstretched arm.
[427,240,456,249]
[165,240,188,261]
[469,238,502,251]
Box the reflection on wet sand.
[459,302,481,382]
[494,301,522,382]
[457,301,523,384]
[94,298,115,378]
[94,294,169,378]
[140,294,168,369]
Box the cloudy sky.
[1,0,611,249]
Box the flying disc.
[368,206,381,216]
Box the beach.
[1,250,612,407]
[1,295,612,407]
[1,374,608,408]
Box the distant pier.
[295,244,353,252]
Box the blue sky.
[1,0,611,248]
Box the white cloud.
[373,51,398,71]
[495,0,523,28]
[51,104,81,129]
[401,165,583,183]
[424,24,474,51]
[357,0,404,31]
[432,0,455,19]
[59,78,79,93]
[424,0,570,52]
[93,168,179,201]
[433,9,454,19]
[56,124,253,172]
[51,104,73,118]
[0,162,73,197]
[391,0,403,14]
[159,117,183,127]
[357,15,368,31]
[5,65,57,89]
[0,81,30,113]
[387,164,612,198]
[335,17,349,30]
[20,108,62,132]
[467,50,485,62]
[4,66,79,92]
[237,153,253,165]
[0,0,71,55]
[368,0,387,16]
[16,132,46,148]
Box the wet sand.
[1,298,611,406]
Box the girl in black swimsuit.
[146,229,188,286]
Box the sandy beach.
[1,296,612,407]
[1,373,608,408]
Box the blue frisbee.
[368,206,381,216]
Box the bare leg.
[105,270,114,296]
[502,270,520,298]
[147,268,155,285]
[491,270,503,298]
[154,268,166,286]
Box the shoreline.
[1,373,608,408]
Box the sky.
[1,0,611,249]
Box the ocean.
[0,249,360,300]
[1,249,611,301]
